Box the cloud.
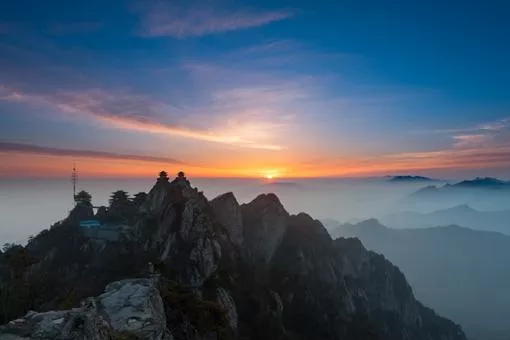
[385,146,510,171]
[292,144,510,177]
[137,2,293,38]
[0,141,182,164]
[447,118,510,150]
[0,85,284,150]
[427,117,510,135]
[376,118,510,174]
[452,134,492,148]
[478,118,510,131]
[418,117,510,153]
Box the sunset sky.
[1,0,509,178]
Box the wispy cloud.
[452,134,492,148]
[376,117,510,174]
[0,85,284,150]
[137,2,294,38]
[427,117,510,135]
[448,118,510,150]
[291,144,510,177]
[479,118,510,131]
[0,141,182,164]
[384,146,510,171]
[297,116,510,177]
[418,117,510,152]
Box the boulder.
[0,279,171,340]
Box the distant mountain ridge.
[380,204,510,235]
[388,175,436,182]
[411,178,510,196]
[331,219,510,340]
[403,177,510,211]
[449,177,510,189]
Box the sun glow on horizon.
[262,169,283,180]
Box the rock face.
[241,194,289,265]
[67,203,93,223]
[1,174,467,340]
[139,176,222,287]
[210,193,243,247]
[332,219,510,340]
[0,279,170,340]
[97,279,169,339]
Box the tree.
[2,243,16,252]
[158,171,169,182]
[74,190,92,204]
[109,190,129,207]
[108,190,132,221]
[132,192,147,208]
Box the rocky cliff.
[0,279,170,340]
[0,174,466,340]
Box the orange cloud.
[4,142,510,180]
[0,86,283,150]
[0,142,182,164]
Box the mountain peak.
[389,175,434,182]
[452,177,509,189]
[249,193,283,207]
[211,192,243,247]
[439,204,477,214]
[241,193,289,264]
[142,171,198,214]
[356,218,387,230]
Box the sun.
[262,170,281,180]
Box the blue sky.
[1,0,509,178]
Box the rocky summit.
[0,173,466,340]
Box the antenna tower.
[72,162,77,202]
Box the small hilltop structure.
[69,169,192,242]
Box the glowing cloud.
[0,86,283,150]
[137,3,294,38]
[0,141,182,164]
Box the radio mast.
[72,162,77,202]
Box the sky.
[0,0,510,179]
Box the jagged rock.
[67,203,93,223]
[241,194,289,265]
[94,206,108,221]
[0,279,171,340]
[269,213,465,340]
[216,288,238,332]
[0,309,110,340]
[139,176,222,287]
[97,279,170,339]
[335,237,421,325]
[210,193,243,247]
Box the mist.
[3,176,510,244]
[0,176,432,244]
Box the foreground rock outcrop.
[0,172,467,340]
[0,279,170,340]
